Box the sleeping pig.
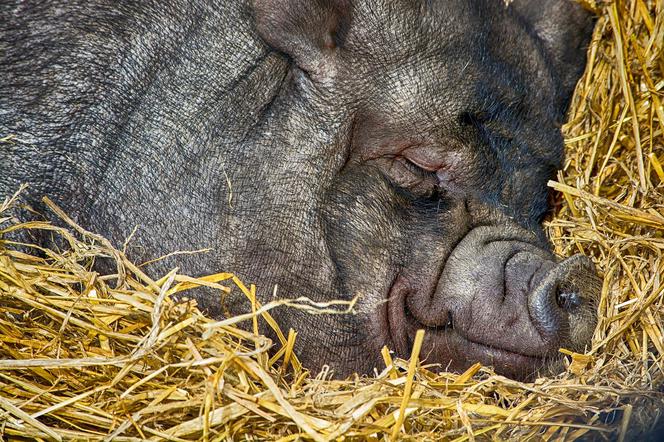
[0,0,599,379]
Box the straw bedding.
[1,1,663,440]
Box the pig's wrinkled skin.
[1,0,600,380]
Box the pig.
[0,0,599,380]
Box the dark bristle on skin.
[0,1,663,441]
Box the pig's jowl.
[0,0,599,379]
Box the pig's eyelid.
[403,157,437,180]
[399,158,445,197]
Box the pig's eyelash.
[402,157,438,183]
[400,158,444,199]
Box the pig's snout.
[527,254,600,350]
[388,226,601,380]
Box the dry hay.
[1,1,663,440]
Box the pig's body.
[1,0,598,379]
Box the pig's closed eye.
[402,157,437,181]
[389,156,440,199]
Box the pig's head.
[232,0,599,380]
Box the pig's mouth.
[383,226,600,380]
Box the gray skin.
[1,0,600,380]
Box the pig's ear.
[253,0,350,80]
[511,0,594,110]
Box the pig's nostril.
[529,255,600,347]
[556,288,582,311]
